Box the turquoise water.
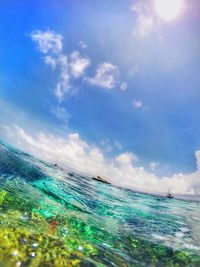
[0,140,200,266]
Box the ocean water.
[0,140,200,267]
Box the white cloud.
[120,82,128,91]
[133,100,143,108]
[116,152,138,166]
[86,63,119,89]
[55,75,70,101]
[54,55,71,102]
[2,124,199,195]
[51,106,71,124]
[30,30,63,54]
[44,54,71,102]
[70,51,90,78]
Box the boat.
[166,190,174,199]
[92,176,111,185]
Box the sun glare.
[154,0,184,21]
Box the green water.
[0,140,200,266]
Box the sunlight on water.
[0,140,200,266]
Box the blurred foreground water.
[0,140,200,266]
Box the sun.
[154,0,185,21]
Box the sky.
[0,0,200,195]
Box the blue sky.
[0,0,200,193]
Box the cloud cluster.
[30,30,125,101]
[1,124,200,195]
[86,63,119,90]
[31,30,91,101]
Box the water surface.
[0,140,200,266]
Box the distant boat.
[92,176,111,185]
[166,190,174,199]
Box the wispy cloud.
[1,124,200,195]
[86,63,119,89]
[30,30,63,54]
[31,31,91,102]
[53,55,70,102]
[31,30,70,101]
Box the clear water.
[0,140,200,266]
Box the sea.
[0,140,200,266]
